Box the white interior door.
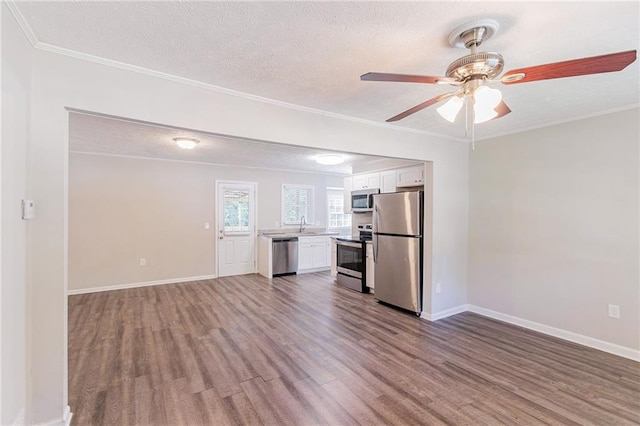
[217,181,257,277]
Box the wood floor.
[69,272,640,425]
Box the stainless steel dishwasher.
[272,237,298,276]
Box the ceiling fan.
[360,19,637,140]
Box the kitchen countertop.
[260,231,340,239]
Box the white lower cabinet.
[298,241,314,270]
[366,242,374,289]
[298,236,331,273]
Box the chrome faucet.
[299,216,306,233]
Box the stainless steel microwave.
[351,188,379,212]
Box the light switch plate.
[608,304,620,319]
[22,199,35,220]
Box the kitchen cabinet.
[365,242,375,289]
[352,172,380,190]
[257,236,273,278]
[396,165,424,187]
[343,176,353,212]
[380,170,396,193]
[298,236,331,272]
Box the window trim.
[281,184,315,226]
[326,187,352,230]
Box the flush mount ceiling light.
[173,137,200,149]
[315,154,345,165]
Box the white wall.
[69,152,342,291]
[468,109,640,353]
[24,44,468,422]
[0,3,31,424]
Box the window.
[327,188,352,229]
[282,184,314,225]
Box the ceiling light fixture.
[436,96,464,123]
[436,84,502,124]
[473,85,502,123]
[315,154,345,165]
[173,137,200,149]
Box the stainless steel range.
[335,224,372,293]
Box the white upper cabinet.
[352,172,380,190]
[346,164,422,198]
[380,170,396,193]
[396,165,424,187]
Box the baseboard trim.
[34,405,72,425]
[467,305,640,362]
[11,408,25,426]
[421,304,469,321]
[67,274,218,295]
[297,267,331,275]
[63,406,72,426]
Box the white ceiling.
[12,1,640,168]
[68,112,417,175]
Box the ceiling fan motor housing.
[445,52,505,81]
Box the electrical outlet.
[204,222,210,230]
[608,304,620,319]
[436,283,442,294]
[139,258,146,267]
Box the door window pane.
[224,189,250,233]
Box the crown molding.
[4,0,38,46]
[69,150,352,177]
[476,104,640,142]
[477,104,640,142]
[34,42,465,143]
[4,0,449,142]
[10,2,630,145]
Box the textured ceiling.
[68,112,418,175]
[13,1,640,148]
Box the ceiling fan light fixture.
[173,137,199,149]
[473,85,502,109]
[437,96,464,122]
[315,154,345,165]
[472,85,502,123]
[473,104,499,123]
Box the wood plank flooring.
[69,272,640,425]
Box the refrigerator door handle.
[373,205,379,263]
[373,234,378,263]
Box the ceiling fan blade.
[361,72,450,84]
[501,50,637,85]
[492,101,512,120]
[386,92,457,122]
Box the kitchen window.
[282,184,314,225]
[327,188,351,229]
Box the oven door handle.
[337,240,363,249]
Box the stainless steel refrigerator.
[372,190,423,315]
